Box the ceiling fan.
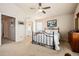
[30,3,51,14]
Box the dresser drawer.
[72,33,79,39]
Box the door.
[26,20,33,37]
[9,18,15,41]
[2,16,10,40]
[0,15,15,45]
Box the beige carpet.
[2,38,14,44]
[0,37,79,56]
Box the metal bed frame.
[32,28,60,50]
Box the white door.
[26,21,32,36]
[10,18,15,41]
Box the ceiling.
[15,3,77,18]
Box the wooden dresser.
[68,31,79,52]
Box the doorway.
[1,15,15,45]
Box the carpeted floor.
[0,37,79,56]
[2,38,14,44]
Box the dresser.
[68,31,79,52]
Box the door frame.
[0,14,16,45]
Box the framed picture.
[47,19,57,28]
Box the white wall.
[0,3,26,45]
[52,14,74,40]
[32,13,74,41]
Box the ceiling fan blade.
[42,6,51,9]
[39,3,42,7]
[42,10,46,14]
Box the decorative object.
[47,19,57,29]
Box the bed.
[32,28,60,50]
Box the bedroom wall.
[48,14,74,40]
[0,4,76,45]
[33,13,74,41]
[0,3,26,45]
